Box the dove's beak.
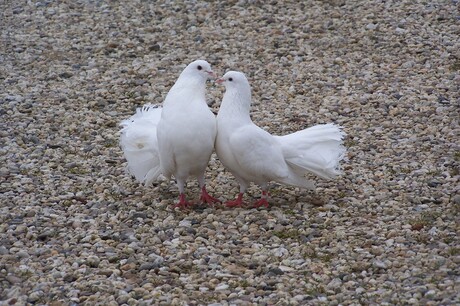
[216,78,224,84]
[207,71,217,79]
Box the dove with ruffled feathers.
[120,60,220,208]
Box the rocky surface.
[1,0,459,305]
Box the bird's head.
[216,71,252,106]
[183,59,216,80]
[216,71,250,90]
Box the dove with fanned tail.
[215,71,346,208]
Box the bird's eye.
[228,77,233,81]
[197,65,202,70]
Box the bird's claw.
[174,194,193,209]
[225,200,244,208]
[199,187,220,205]
[200,193,220,205]
[225,193,244,208]
[253,198,269,208]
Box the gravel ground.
[1,0,459,305]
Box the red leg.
[200,186,220,205]
[174,193,192,209]
[225,193,244,208]
[254,191,269,208]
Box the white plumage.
[119,60,219,208]
[120,104,162,185]
[216,71,346,208]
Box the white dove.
[215,71,346,208]
[120,60,220,208]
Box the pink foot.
[174,193,192,209]
[253,198,269,208]
[253,191,269,208]
[200,186,220,205]
[225,193,244,208]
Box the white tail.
[276,123,346,181]
[119,104,163,185]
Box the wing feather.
[229,124,289,183]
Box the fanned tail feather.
[119,104,163,185]
[277,123,346,182]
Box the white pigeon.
[120,60,220,208]
[215,71,346,208]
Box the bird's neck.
[165,77,206,107]
[218,88,252,123]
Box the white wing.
[229,124,289,184]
